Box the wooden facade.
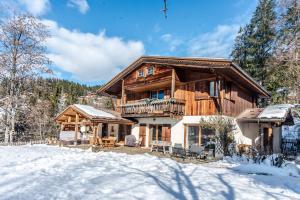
[99,56,270,118]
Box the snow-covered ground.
[0,145,299,200]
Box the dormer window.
[147,66,154,75]
[138,69,144,77]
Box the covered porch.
[55,104,133,146]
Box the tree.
[199,116,234,156]
[266,0,300,103]
[231,0,276,86]
[0,13,51,142]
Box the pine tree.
[231,0,276,86]
[267,0,300,103]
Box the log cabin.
[98,56,271,151]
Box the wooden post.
[184,124,187,148]
[121,79,125,105]
[171,68,176,98]
[93,125,97,145]
[198,126,202,145]
[74,113,79,145]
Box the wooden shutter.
[162,125,171,142]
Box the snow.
[74,104,116,118]
[258,104,293,119]
[0,145,300,200]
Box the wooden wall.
[116,64,257,117]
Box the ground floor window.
[187,125,215,147]
[149,124,171,144]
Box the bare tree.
[0,12,51,142]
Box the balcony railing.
[118,98,185,117]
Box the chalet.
[97,56,270,150]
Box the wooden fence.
[0,140,47,146]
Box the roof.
[73,104,116,119]
[258,104,293,120]
[97,56,270,97]
[55,104,133,124]
[237,104,294,124]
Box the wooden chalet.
[98,56,270,149]
[55,104,133,145]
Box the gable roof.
[55,104,133,124]
[97,56,270,97]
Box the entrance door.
[139,124,146,147]
[102,123,108,137]
[263,128,273,153]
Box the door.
[139,124,146,147]
[162,125,171,142]
[102,123,108,137]
[263,128,273,153]
[149,124,170,145]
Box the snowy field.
[0,145,299,200]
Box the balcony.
[118,98,185,117]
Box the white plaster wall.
[234,121,259,145]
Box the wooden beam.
[171,68,176,98]
[93,126,97,145]
[121,79,125,105]
[74,113,79,145]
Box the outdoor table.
[102,138,115,148]
[150,141,171,154]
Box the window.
[148,67,154,75]
[138,69,144,77]
[150,90,164,99]
[158,90,164,99]
[209,80,219,97]
[201,127,215,146]
[188,126,200,146]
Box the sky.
[2,0,258,85]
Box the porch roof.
[55,104,133,124]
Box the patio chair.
[189,144,205,160]
[172,143,186,160]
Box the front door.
[263,128,273,153]
[139,124,146,147]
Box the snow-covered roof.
[74,104,116,119]
[258,104,293,119]
[237,104,294,124]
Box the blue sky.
[3,0,258,85]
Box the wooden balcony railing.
[118,98,185,117]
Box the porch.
[55,104,133,146]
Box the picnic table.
[102,137,116,148]
[150,140,171,154]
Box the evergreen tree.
[267,0,300,103]
[231,0,276,86]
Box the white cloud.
[42,20,144,82]
[18,0,50,16]
[67,0,89,14]
[188,24,240,58]
[161,34,183,52]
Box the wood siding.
[115,64,257,117]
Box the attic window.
[147,67,154,75]
[138,69,144,77]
